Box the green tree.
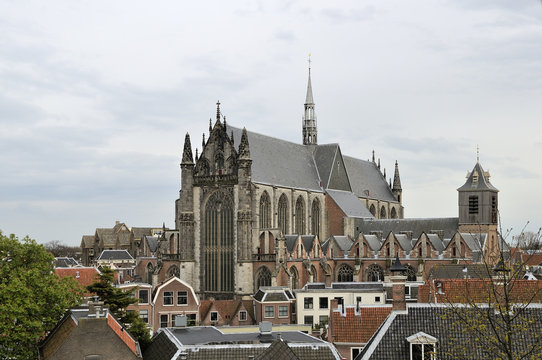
[87,267,151,349]
[0,231,83,360]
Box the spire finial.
[476,144,479,163]
[372,150,375,163]
[181,133,194,165]
[202,133,205,148]
[216,100,221,123]
[209,118,212,132]
[308,53,312,72]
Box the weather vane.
[476,145,479,163]
[308,53,311,70]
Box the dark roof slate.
[355,218,459,239]
[359,305,542,360]
[97,249,134,261]
[326,189,374,218]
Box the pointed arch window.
[167,265,180,278]
[278,194,289,235]
[337,264,354,282]
[380,206,387,219]
[255,266,272,290]
[366,264,384,282]
[311,265,318,282]
[404,264,417,281]
[311,199,321,238]
[369,204,376,217]
[203,191,234,293]
[146,263,154,285]
[290,266,299,289]
[391,207,397,219]
[259,192,271,229]
[295,196,305,235]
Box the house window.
[319,315,328,324]
[304,315,313,325]
[278,305,289,318]
[210,311,218,322]
[405,286,411,299]
[375,296,381,303]
[469,196,478,214]
[187,313,197,326]
[304,297,313,309]
[139,289,149,304]
[163,291,173,305]
[177,291,188,305]
[239,310,247,321]
[407,332,437,360]
[160,314,168,328]
[140,309,148,323]
[319,297,328,309]
[264,305,274,318]
[351,348,362,359]
[411,343,436,360]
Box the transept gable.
[327,145,352,192]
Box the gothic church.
[175,67,403,298]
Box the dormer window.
[407,332,437,360]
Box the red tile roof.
[329,306,391,344]
[419,279,542,304]
[107,313,140,357]
[56,267,100,296]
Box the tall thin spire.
[215,100,221,125]
[302,54,317,145]
[393,161,402,191]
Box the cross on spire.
[477,144,479,163]
[308,53,312,70]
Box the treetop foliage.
[0,230,83,360]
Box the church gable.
[195,105,238,180]
[327,146,352,192]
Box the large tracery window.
[337,264,354,282]
[203,191,234,293]
[278,194,289,235]
[311,265,318,282]
[311,199,320,238]
[366,264,384,282]
[295,196,305,235]
[369,204,376,217]
[259,191,271,229]
[255,266,272,290]
[391,207,397,219]
[380,206,387,219]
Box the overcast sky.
[1,0,541,246]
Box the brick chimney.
[390,255,407,311]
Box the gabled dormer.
[380,232,406,258]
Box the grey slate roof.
[426,234,445,252]
[81,235,95,248]
[145,236,159,253]
[285,235,299,253]
[144,327,340,360]
[326,189,374,218]
[301,235,316,253]
[343,155,396,202]
[363,234,383,251]
[97,249,134,261]
[331,235,354,252]
[359,304,542,360]
[355,218,459,239]
[54,257,80,267]
[457,162,498,192]
[253,287,295,302]
[228,126,322,191]
[394,234,413,251]
[460,232,486,252]
[227,125,398,205]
